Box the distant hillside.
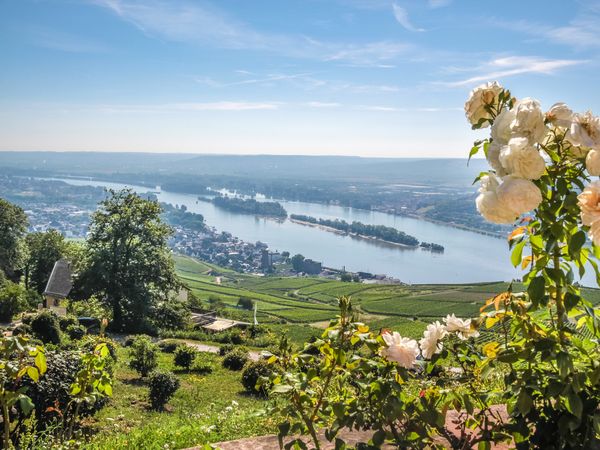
[0,152,488,188]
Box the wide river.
[53,177,522,284]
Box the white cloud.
[439,56,586,87]
[392,4,425,32]
[325,41,413,65]
[97,101,281,113]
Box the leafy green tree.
[291,254,305,272]
[128,335,158,378]
[0,199,28,282]
[78,190,179,332]
[24,230,67,294]
[0,282,28,322]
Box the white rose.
[419,321,447,359]
[510,98,547,145]
[475,175,517,224]
[578,181,600,226]
[589,220,600,246]
[496,176,543,216]
[499,137,546,180]
[491,108,514,145]
[487,141,507,176]
[443,314,479,340]
[586,150,600,176]
[568,111,600,149]
[546,102,573,128]
[380,331,419,369]
[464,81,503,127]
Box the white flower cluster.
[380,314,479,368]
[465,82,600,225]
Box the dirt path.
[183,340,260,361]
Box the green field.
[174,254,600,343]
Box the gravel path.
[183,341,260,361]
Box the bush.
[148,370,180,410]
[12,323,31,336]
[158,340,178,353]
[151,301,190,330]
[128,335,158,377]
[66,324,86,340]
[241,359,272,396]
[81,335,118,362]
[0,282,28,322]
[219,343,236,356]
[30,311,61,344]
[173,345,196,371]
[237,296,254,310]
[222,348,248,371]
[59,315,78,331]
[123,335,136,347]
[22,350,109,427]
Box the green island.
[212,195,288,218]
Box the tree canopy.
[78,189,179,332]
[0,198,28,282]
[24,230,68,294]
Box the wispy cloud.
[96,101,281,113]
[92,0,415,66]
[392,4,425,32]
[195,73,314,88]
[427,0,452,9]
[439,56,586,87]
[305,101,341,108]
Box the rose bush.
[268,82,600,449]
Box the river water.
[51,177,522,284]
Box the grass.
[82,347,275,450]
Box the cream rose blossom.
[475,175,517,224]
[498,137,546,180]
[586,150,600,176]
[464,81,503,127]
[381,331,419,369]
[546,102,573,128]
[444,314,479,340]
[568,111,600,149]
[589,221,600,246]
[496,176,543,216]
[578,181,600,226]
[487,141,507,176]
[510,98,547,145]
[491,108,514,145]
[419,321,447,359]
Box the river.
[50,177,522,284]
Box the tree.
[24,230,67,294]
[0,282,28,322]
[0,198,28,282]
[128,335,158,377]
[78,190,179,332]
[291,254,305,272]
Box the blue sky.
[1,0,599,157]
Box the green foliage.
[0,198,28,282]
[30,311,61,344]
[339,272,352,282]
[157,339,178,353]
[66,324,86,340]
[173,345,196,371]
[68,295,112,321]
[241,360,272,396]
[222,348,248,371]
[77,189,179,332]
[0,335,46,448]
[0,282,29,322]
[147,370,180,410]
[219,343,236,356]
[58,315,78,331]
[23,230,67,295]
[212,195,287,217]
[12,323,31,336]
[150,300,190,331]
[237,296,254,310]
[128,335,159,378]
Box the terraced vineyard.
[173,254,600,342]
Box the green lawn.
[83,347,275,450]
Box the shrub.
[219,343,236,356]
[59,315,78,331]
[21,313,35,325]
[81,335,118,361]
[0,282,28,322]
[158,340,178,353]
[151,301,190,330]
[12,323,31,336]
[147,370,180,410]
[30,311,61,344]
[222,348,248,371]
[241,359,272,396]
[173,345,196,371]
[237,296,254,310]
[22,350,109,427]
[66,324,86,340]
[123,335,136,347]
[128,335,158,377]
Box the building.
[42,259,72,316]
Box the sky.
[1,0,599,157]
